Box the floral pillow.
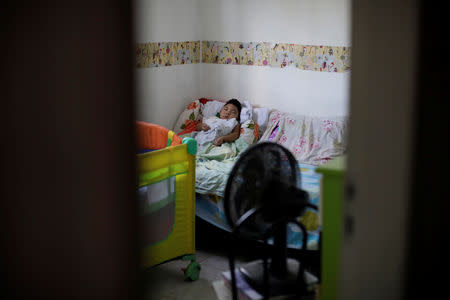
[173,100,202,134]
[238,119,260,145]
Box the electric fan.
[223,142,316,299]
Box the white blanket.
[191,117,238,147]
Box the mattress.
[195,163,321,250]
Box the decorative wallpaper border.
[202,41,351,73]
[136,40,351,72]
[135,41,201,68]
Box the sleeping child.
[193,99,242,147]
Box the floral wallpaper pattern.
[135,41,200,68]
[201,41,272,66]
[136,40,351,72]
[202,41,351,72]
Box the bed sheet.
[183,133,251,197]
[195,163,321,250]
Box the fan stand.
[228,213,312,300]
[239,223,303,297]
[239,257,302,297]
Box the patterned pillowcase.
[173,100,202,133]
[238,119,260,145]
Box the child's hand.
[213,137,224,146]
[202,123,211,131]
[196,122,210,131]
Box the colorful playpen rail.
[136,121,200,281]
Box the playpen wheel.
[183,261,201,281]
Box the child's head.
[220,99,242,121]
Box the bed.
[136,121,200,280]
[195,163,322,250]
[174,98,348,253]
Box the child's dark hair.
[225,98,242,121]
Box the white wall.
[199,0,351,45]
[134,0,202,43]
[198,0,351,117]
[199,64,350,117]
[134,0,351,129]
[134,0,201,129]
[135,65,201,129]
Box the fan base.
[239,258,315,297]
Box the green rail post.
[316,155,346,300]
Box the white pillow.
[201,100,224,119]
[252,107,270,134]
[240,100,253,123]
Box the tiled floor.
[141,218,318,300]
[141,248,241,300]
[141,219,254,300]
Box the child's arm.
[196,120,210,131]
[213,124,241,146]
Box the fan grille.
[224,142,298,238]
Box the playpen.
[136,121,200,280]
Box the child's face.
[219,104,239,120]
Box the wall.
[198,0,351,117]
[134,0,201,129]
[199,64,350,117]
[134,0,351,129]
